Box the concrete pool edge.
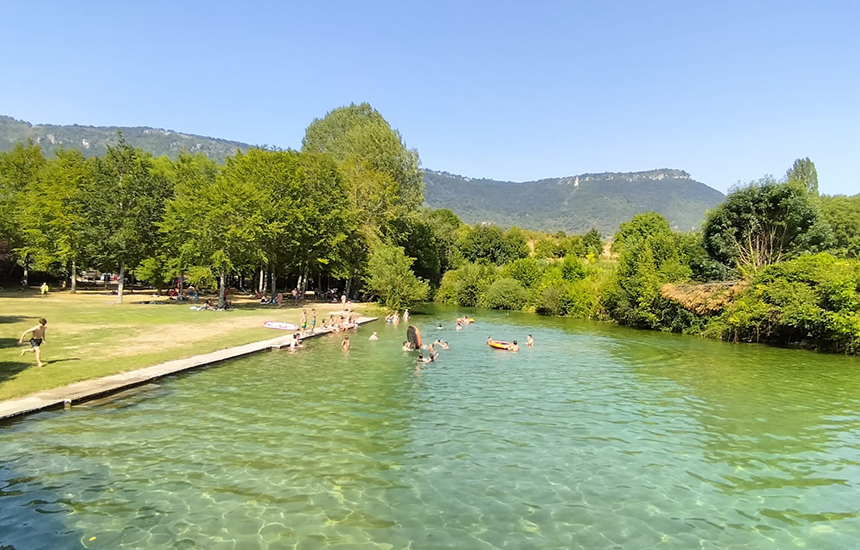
[0,316,378,422]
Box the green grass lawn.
[0,290,376,401]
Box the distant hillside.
[423,169,725,235]
[0,115,252,163]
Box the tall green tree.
[18,149,94,292]
[87,136,173,302]
[302,103,423,211]
[583,227,603,258]
[702,179,832,274]
[163,150,265,308]
[0,141,46,283]
[786,157,819,195]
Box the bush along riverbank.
[435,173,860,355]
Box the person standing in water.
[403,309,409,321]
[527,334,534,347]
[19,318,48,367]
[342,336,350,350]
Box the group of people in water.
[285,311,535,369]
[384,309,409,324]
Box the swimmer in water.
[507,340,520,352]
[369,332,379,341]
[527,334,534,347]
[342,336,350,350]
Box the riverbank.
[0,291,379,401]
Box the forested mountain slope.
[0,115,251,163]
[423,169,725,234]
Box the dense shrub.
[479,278,528,310]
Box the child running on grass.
[19,318,48,367]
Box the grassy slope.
[0,290,374,401]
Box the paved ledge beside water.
[0,316,378,422]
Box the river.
[1,305,859,549]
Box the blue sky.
[1,1,857,194]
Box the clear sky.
[1,1,858,194]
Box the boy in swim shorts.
[19,318,48,367]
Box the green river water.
[1,305,859,549]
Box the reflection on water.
[1,305,859,549]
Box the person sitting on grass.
[19,318,48,367]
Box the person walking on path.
[19,318,48,367]
[40,282,49,298]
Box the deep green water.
[2,305,860,549]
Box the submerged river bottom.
[2,306,859,549]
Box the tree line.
[0,103,433,307]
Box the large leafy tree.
[613,212,672,253]
[702,179,832,274]
[0,141,47,283]
[786,157,819,195]
[18,149,94,292]
[163,150,266,308]
[302,103,424,211]
[364,243,429,310]
[87,136,173,302]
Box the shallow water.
[2,305,860,549]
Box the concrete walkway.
[0,316,377,422]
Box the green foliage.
[17,149,92,283]
[614,212,672,253]
[583,228,602,257]
[533,237,563,259]
[820,194,860,259]
[479,278,528,310]
[364,243,429,310]
[434,262,498,307]
[0,141,46,262]
[87,136,174,300]
[501,257,543,288]
[708,254,860,353]
[605,229,693,329]
[561,255,585,282]
[702,179,832,273]
[302,103,423,210]
[786,157,819,195]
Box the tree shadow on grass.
[0,360,31,387]
[0,315,33,324]
[0,337,22,349]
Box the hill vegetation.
[423,169,725,235]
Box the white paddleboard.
[264,321,300,331]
